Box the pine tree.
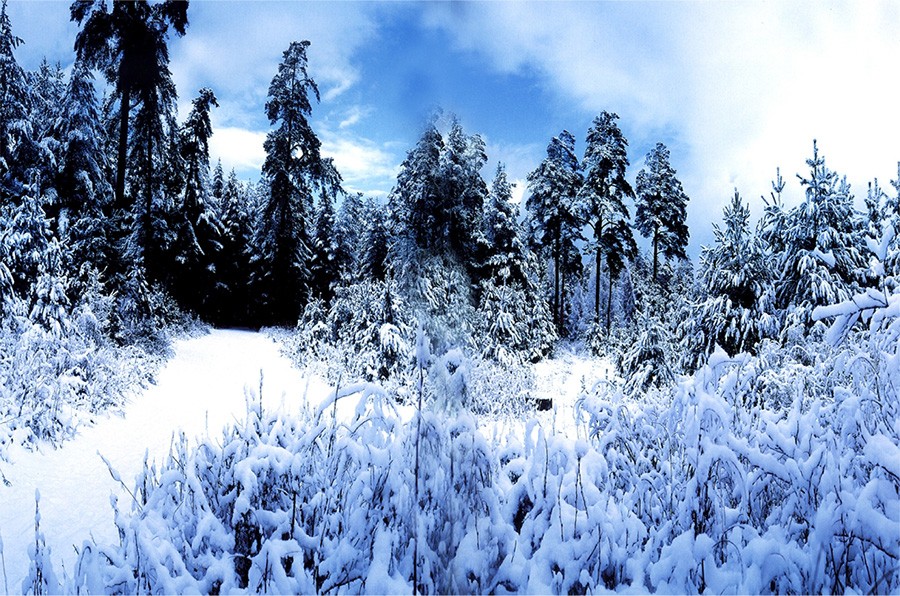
[360,199,389,282]
[255,40,341,325]
[769,141,868,332]
[483,163,528,286]
[680,190,776,371]
[579,112,637,332]
[388,120,443,259]
[388,114,488,280]
[310,191,338,302]
[26,58,65,200]
[54,58,113,281]
[126,84,179,285]
[0,0,32,195]
[216,169,252,325]
[526,130,583,333]
[171,87,222,317]
[333,191,365,282]
[635,142,690,282]
[440,116,488,275]
[71,0,189,211]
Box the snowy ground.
[0,329,328,590]
[0,330,613,591]
[530,343,617,439]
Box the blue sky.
[7,1,900,253]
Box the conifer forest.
[0,1,897,594]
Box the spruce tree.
[525,130,583,333]
[680,190,776,371]
[579,112,637,332]
[0,0,32,195]
[769,141,868,332]
[216,170,252,325]
[635,142,690,282]
[388,119,443,260]
[172,87,222,317]
[255,40,341,325]
[71,0,189,211]
[55,58,113,279]
[483,163,527,286]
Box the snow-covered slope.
[0,329,321,590]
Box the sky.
[6,0,900,254]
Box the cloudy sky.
[7,1,900,252]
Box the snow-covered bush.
[0,305,156,453]
[620,317,675,394]
[476,277,556,365]
[279,279,413,388]
[37,327,898,594]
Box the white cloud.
[209,127,267,176]
[423,1,900,252]
[338,105,373,129]
[169,3,381,129]
[510,179,526,205]
[319,130,401,195]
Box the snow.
[0,329,321,589]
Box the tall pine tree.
[0,0,32,196]
[526,130,583,333]
[635,142,689,283]
[254,40,341,325]
[71,0,189,211]
[579,112,637,332]
[172,87,222,316]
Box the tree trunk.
[553,231,561,332]
[652,223,659,282]
[143,128,153,272]
[606,268,614,336]
[115,83,131,210]
[594,244,602,323]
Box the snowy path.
[0,329,319,591]
[531,345,617,438]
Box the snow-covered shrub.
[476,277,556,365]
[466,358,534,419]
[410,255,477,355]
[43,331,899,595]
[0,310,156,452]
[70,382,513,594]
[279,280,413,388]
[23,490,60,595]
[620,317,675,394]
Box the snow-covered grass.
[3,323,899,593]
[0,314,161,459]
[0,329,323,592]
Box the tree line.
[1,0,897,382]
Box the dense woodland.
[0,1,898,594]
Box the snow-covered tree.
[214,170,252,325]
[0,0,32,195]
[526,130,584,334]
[388,120,443,260]
[621,317,674,394]
[254,40,341,325]
[171,87,223,316]
[679,190,777,371]
[439,116,488,276]
[310,190,339,302]
[483,163,527,285]
[635,142,689,282]
[71,0,189,210]
[389,114,488,279]
[579,112,637,332]
[763,141,868,334]
[360,199,390,282]
[54,58,113,278]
